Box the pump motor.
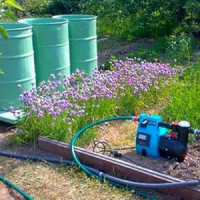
[136,113,200,162]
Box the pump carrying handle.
[158,122,200,135]
[158,122,172,129]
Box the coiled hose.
[70,116,200,189]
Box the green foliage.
[165,34,195,64]
[4,0,23,10]
[0,26,9,39]
[80,0,200,39]
[15,80,166,146]
[21,0,52,16]
[161,63,200,129]
[128,34,197,65]
[46,0,81,15]
[0,0,22,36]
[21,0,81,16]
[0,0,22,20]
[79,0,133,39]
[99,55,116,71]
[178,0,200,35]
[18,0,200,39]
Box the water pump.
[136,113,200,162]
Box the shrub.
[46,0,81,15]
[79,0,133,39]
[20,0,81,16]
[80,0,200,39]
[21,0,52,16]
[18,0,200,39]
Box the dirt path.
[98,38,154,66]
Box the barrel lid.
[0,23,32,31]
[19,18,69,26]
[53,14,97,21]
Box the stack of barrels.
[0,15,97,110]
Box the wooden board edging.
[38,136,200,200]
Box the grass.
[160,63,200,129]
[94,121,137,148]
[0,157,144,200]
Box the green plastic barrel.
[19,18,70,84]
[0,23,36,110]
[53,15,97,75]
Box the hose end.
[132,116,139,122]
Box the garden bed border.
[38,136,200,200]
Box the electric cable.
[93,140,135,154]
[93,140,112,156]
[92,140,137,163]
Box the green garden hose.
[71,116,134,180]
[0,174,34,200]
[70,116,157,200]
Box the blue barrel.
[19,18,70,84]
[53,14,98,75]
[0,23,36,110]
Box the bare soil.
[98,38,155,66]
[122,139,200,181]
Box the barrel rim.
[0,22,32,31]
[18,18,69,25]
[53,14,97,21]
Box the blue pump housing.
[136,113,168,158]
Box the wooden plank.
[38,136,200,200]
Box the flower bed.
[15,58,178,145]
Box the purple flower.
[18,57,178,125]
[37,111,44,117]
[57,72,62,77]
[50,74,56,79]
